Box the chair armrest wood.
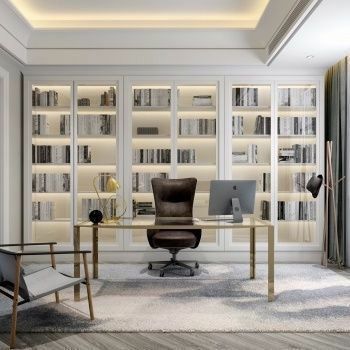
[0,249,90,256]
[0,242,57,247]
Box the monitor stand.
[230,198,243,223]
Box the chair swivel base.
[148,258,199,277]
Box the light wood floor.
[1,332,350,350]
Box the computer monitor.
[208,180,256,222]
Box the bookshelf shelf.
[232,163,270,166]
[178,106,216,112]
[232,106,271,112]
[132,106,170,112]
[77,106,116,113]
[32,106,70,113]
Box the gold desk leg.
[93,226,99,279]
[74,226,81,301]
[268,225,275,302]
[250,227,256,279]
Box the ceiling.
[0,0,349,69]
[8,0,270,29]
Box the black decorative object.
[89,210,103,224]
[306,174,323,198]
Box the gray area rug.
[0,264,350,333]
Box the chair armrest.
[0,242,57,247]
[18,250,91,256]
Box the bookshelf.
[25,76,323,259]
[277,84,318,243]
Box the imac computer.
[208,180,256,223]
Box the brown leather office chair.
[147,178,202,277]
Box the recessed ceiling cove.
[8,0,270,29]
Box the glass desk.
[74,216,274,302]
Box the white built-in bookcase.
[24,75,324,256]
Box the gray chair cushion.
[24,267,85,300]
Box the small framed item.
[231,198,243,223]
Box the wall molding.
[0,66,10,244]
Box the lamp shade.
[306,174,323,198]
[106,176,119,192]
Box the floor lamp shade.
[306,175,323,198]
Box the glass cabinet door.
[31,84,72,243]
[231,84,272,244]
[277,84,318,243]
[75,83,120,244]
[176,84,218,244]
[131,84,172,244]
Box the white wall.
[0,49,23,243]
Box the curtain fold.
[325,57,348,265]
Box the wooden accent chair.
[0,242,94,349]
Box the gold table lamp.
[92,175,126,223]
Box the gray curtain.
[325,57,348,266]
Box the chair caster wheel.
[160,271,165,277]
[195,262,199,269]
[148,263,153,270]
[190,270,195,277]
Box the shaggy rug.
[0,264,350,333]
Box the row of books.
[232,116,244,135]
[232,115,271,135]
[32,114,50,135]
[232,88,258,107]
[100,87,116,106]
[254,116,271,135]
[291,172,316,192]
[278,88,316,107]
[132,172,168,192]
[134,89,171,107]
[32,173,70,192]
[32,88,59,107]
[278,201,316,221]
[60,115,116,136]
[278,117,316,136]
[232,144,258,163]
[133,149,171,164]
[177,149,196,164]
[279,144,316,163]
[32,201,55,220]
[192,95,213,107]
[178,118,216,136]
[81,198,117,220]
[261,200,270,220]
[258,173,271,193]
[32,145,91,164]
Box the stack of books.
[135,202,155,216]
[177,149,196,163]
[178,119,216,136]
[278,117,316,135]
[137,127,159,135]
[254,115,271,135]
[278,201,316,221]
[232,87,258,106]
[32,201,55,220]
[232,144,258,164]
[192,95,212,106]
[278,144,316,163]
[132,172,168,192]
[134,89,171,107]
[32,173,70,192]
[133,149,171,164]
[32,88,58,107]
[232,116,244,135]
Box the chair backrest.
[0,250,30,300]
[151,178,197,218]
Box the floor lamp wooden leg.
[50,243,60,303]
[10,256,21,349]
[83,253,95,321]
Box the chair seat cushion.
[152,230,197,248]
